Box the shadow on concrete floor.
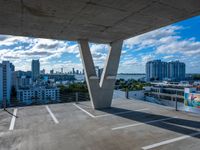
[3,109,18,118]
[97,107,200,138]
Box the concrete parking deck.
[0,98,200,150]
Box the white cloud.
[123,26,182,50]
[163,55,174,60]
[156,38,200,55]
[141,54,155,64]
[1,22,200,73]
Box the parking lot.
[0,98,200,150]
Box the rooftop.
[0,98,200,150]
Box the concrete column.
[78,40,123,109]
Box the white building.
[0,61,13,107]
[17,87,60,105]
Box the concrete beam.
[1,0,200,43]
[78,40,123,109]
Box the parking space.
[0,108,14,132]
[145,133,200,150]
[14,105,56,130]
[0,99,199,150]
[74,100,150,117]
[73,101,200,150]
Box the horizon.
[0,16,200,73]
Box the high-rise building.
[167,61,186,81]
[41,69,45,74]
[0,61,13,107]
[76,70,79,74]
[72,68,75,74]
[95,66,104,79]
[50,69,54,74]
[82,69,84,75]
[146,60,185,81]
[31,60,40,81]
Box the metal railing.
[125,90,179,111]
[3,92,90,108]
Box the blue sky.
[0,15,200,73]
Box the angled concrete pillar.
[78,39,123,109]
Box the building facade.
[146,60,185,81]
[167,61,186,81]
[12,71,32,89]
[0,61,13,107]
[32,60,40,81]
[17,87,60,105]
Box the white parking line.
[95,108,149,118]
[112,116,177,130]
[73,103,149,119]
[73,103,95,118]
[142,131,200,150]
[46,105,59,124]
[9,109,17,130]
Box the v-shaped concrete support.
[78,40,123,109]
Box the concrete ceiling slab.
[0,0,200,43]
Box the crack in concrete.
[86,1,126,12]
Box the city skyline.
[0,16,200,73]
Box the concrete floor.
[0,98,200,150]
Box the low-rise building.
[144,82,190,103]
[17,87,60,105]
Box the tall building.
[95,66,104,79]
[167,61,186,81]
[0,61,13,107]
[82,69,84,75]
[146,60,185,81]
[72,68,75,74]
[50,69,54,74]
[41,69,45,74]
[146,60,163,81]
[31,60,40,81]
[76,70,79,74]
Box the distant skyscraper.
[41,69,45,74]
[61,68,63,74]
[31,60,40,81]
[98,68,103,79]
[72,68,75,74]
[95,66,103,79]
[0,61,13,107]
[146,60,185,81]
[76,70,79,74]
[50,69,54,74]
